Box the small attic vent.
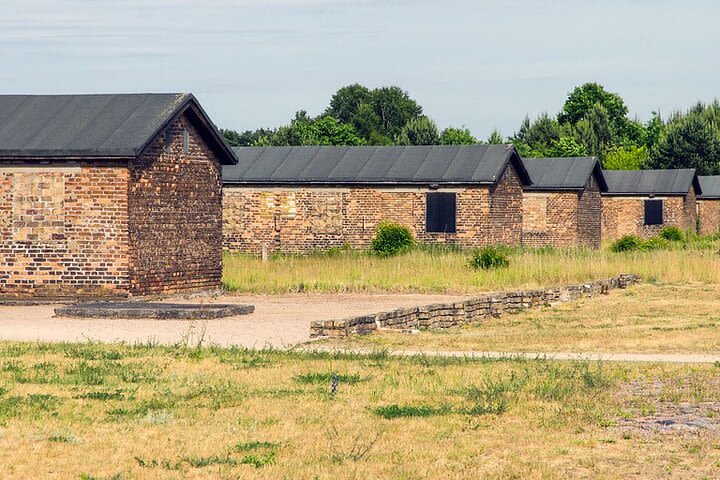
[183,128,189,153]
[164,130,172,153]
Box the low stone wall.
[310,274,640,338]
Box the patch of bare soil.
[615,402,720,435]
[613,379,720,436]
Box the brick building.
[601,169,701,240]
[0,94,237,299]
[698,176,720,236]
[520,157,607,248]
[222,145,531,254]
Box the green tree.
[325,84,423,144]
[603,145,648,170]
[643,112,665,151]
[254,111,363,146]
[559,82,629,131]
[350,102,384,141]
[370,86,423,138]
[486,129,504,144]
[313,116,365,145]
[550,136,586,157]
[326,84,372,124]
[648,113,720,175]
[396,116,440,145]
[221,128,271,147]
[509,113,561,157]
[440,126,477,145]
[573,103,613,157]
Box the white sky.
[1,0,717,138]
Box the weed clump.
[610,235,643,252]
[659,226,685,242]
[293,372,364,385]
[469,246,510,270]
[372,404,450,419]
[370,221,414,257]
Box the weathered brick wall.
[489,164,523,246]
[0,163,130,298]
[224,187,488,253]
[683,186,698,232]
[521,176,602,249]
[601,187,697,240]
[577,176,602,248]
[223,163,526,254]
[698,199,720,235]
[128,112,223,295]
[522,192,579,247]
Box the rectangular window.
[426,192,457,233]
[183,128,190,153]
[644,199,663,225]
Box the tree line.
[221,82,720,175]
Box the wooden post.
[261,243,268,263]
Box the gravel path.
[304,347,720,364]
[0,293,467,348]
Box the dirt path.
[303,346,720,364]
[0,293,467,348]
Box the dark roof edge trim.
[135,94,238,165]
[692,175,703,196]
[223,180,498,187]
[591,161,609,192]
[506,147,532,186]
[523,186,585,192]
[601,192,690,197]
[0,154,134,161]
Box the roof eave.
[505,146,532,186]
[0,154,134,161]
[602,192,689,197]
[591,160,609,192]
[134,94,238,165]
[692,175,703,196]
[222,180,497,187]
[523,186,584,192]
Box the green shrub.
[468,246,510,270]
[370,221,414,256]
[610,235,643,252]
[659,226,684,242]
[641,236,672,251]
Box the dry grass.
[321,282,720,354]
[0,342,720,479]
[222,242,720,294]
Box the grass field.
[320,282,720,354]
[1,341,720,479]
[222,241,720,294]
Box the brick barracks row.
[1,94,719,299]
[222,146,720,254]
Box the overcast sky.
[1,0,717,139]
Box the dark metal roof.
[698,176,720,199]
[602,169,701,196]
[0,93,237,164]
[521,157,608,192]
[222,145,531,186]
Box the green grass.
[325,282,720,354]
[0,340,719,478]
[222,239,720,294]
